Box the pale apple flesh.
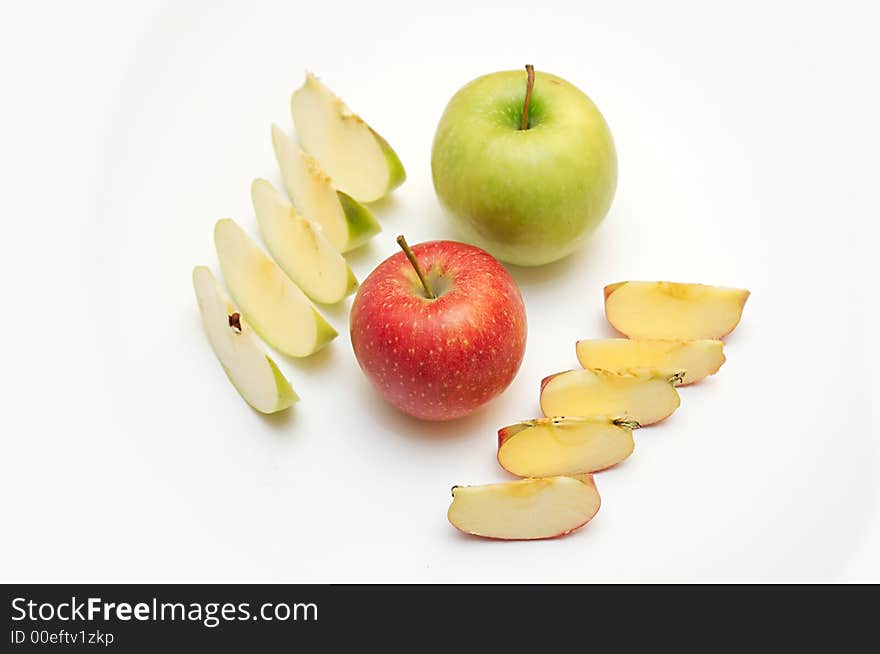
[290,73,405,202]
[192,266,298,413]
[576,338,725,385]
[497,417,637,478]
[251,178,357,304]
[272,124,380,253]
[447,475,601,540]
[213,219,337,358]
[604,281,750,340]
[540,368,682,426]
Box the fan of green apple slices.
[192,71,413,413]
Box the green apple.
[291,73,405,203]
[272,124,380,252]
[431,66,617,266]
[192,266,298,413]
[251,178,357,304]
[213,218,337,357]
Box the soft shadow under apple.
[506,228,607,290]
[355,376,500,443]
[363,192,400,215]
[284,342,336,373]
[340,239,381,270]
[255,404,298,433]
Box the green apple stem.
[228,312,242,333]
[396,235,435,299]
[520,64,535,130]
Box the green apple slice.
[251,178,357,304]
[290,73,405,202]
[214,219,337,357]
[192,266,298,413]
[271,124,380,253]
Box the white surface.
[1,0,877,582]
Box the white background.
[1,0,877,582]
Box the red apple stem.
[520,64,535,130]
[396,235,435,299]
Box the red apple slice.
[576,338,725,385]
[497,417,638,477]
[447,475,601,540]
[604,281,750,340]
[540,368,683,426]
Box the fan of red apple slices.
[447,281,749,541]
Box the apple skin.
[431,69,617,267]
[350,240,527,421]
[540,372,561,395]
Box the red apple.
[350,236,527,421]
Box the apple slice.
[272,124,381,253]
[192,266,298,413]
[447,475,601,540]
[540,368,682,426]
[251,178,357,304]
[214,219,337,357]
[497,417,638,478]
[290,73,406,202]
[604,281,750,340]
[576,338,725,385]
